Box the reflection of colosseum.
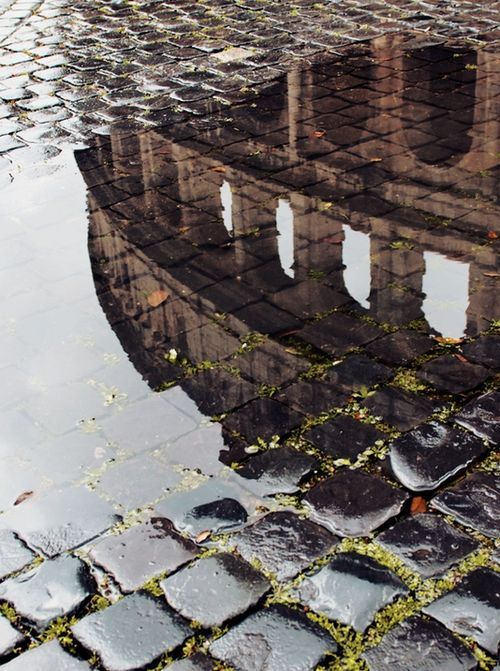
[78,34,499,407]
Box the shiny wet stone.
[72,592,191,671]
[89,517,199,593]
[303,469,407,536]
[167,654,215,670]
[278,379,347,417]
[233,511,338,581]
[155,480,256,538]
[0,530,35,580]
[0,616,24,657]
[161,552,270,627]
[462,335,500,371]
[322,354,393,394]
[95,455,182,510]
[180,368,258,416]
[416,354,490,394]
[376,513,479,578]
[0,640,91,670]
[0,556,93,631]
[209,604,336,671]
[362,615,477,671]
[232,340,308,387]
[300,312,383,356]
[423,568,500,654]
[453,391,500,445]
[234,446,317,496]
[366,330,434,365]
[431,472,500,538]
[389,422,486,492]
[0,486,120,557]
[304,415,385,461]
[222,398,303,444]
[294,552,408,632]
[362,387,436,431]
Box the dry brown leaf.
[211,166,226,173]
[487,230,498,239]
[410,496,427,514]
[324,234,343,245]
[312,129,326,138]
[454,353,469,363]
[370,157,383,162]
[434,336,462,345]
[14,491,34,506]
[195,530,211,543]
[147,290,169,308]
[483,272,500,278]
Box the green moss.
[0,602,20,625]
[87,594,112,613]
[391,369,428,393]
[258,383,279,398]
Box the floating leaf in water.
[195,530,211,543]
[147,290,169,307]
[14,491,34,506]
[434,336,462,345]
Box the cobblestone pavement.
[0,2,499,671]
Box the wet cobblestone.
[0,1,499,670]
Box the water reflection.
[342,226,371,309]
[74,37,499,484]
[422,252,470,340]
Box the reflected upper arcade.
[77,34,499,447]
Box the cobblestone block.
[0,616,24,657]
[362,615,477,671]
[0,640,91,670]
[161,552,270,627]
[89,517,199,593]
[431,471,500,538]
[0,486,120,557]
[0,556,93,630]
[389,422,487,491]
[233,511,338,581]
[72,592,191,671]
[303,469,407,536]
[294,552,408,632]
[376,513,479,578]
[304,415,385,461]
[0,530,35,580]
[423,568,500,654]
[453,391,500,445]
[210,605,336,671]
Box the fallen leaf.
[483,272,500,278]
[454,353,469,363]
[312,129,326,138]
[195,530,211,543]
[324,234,343,245]
[211,166,226,173]
[147,290,169,308]
[14,491,34,506]
[410,496,427,514]
[434,336,462,344]
[370,157,383,162]
[487,231,498,239]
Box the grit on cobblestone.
[0,0,499,670]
